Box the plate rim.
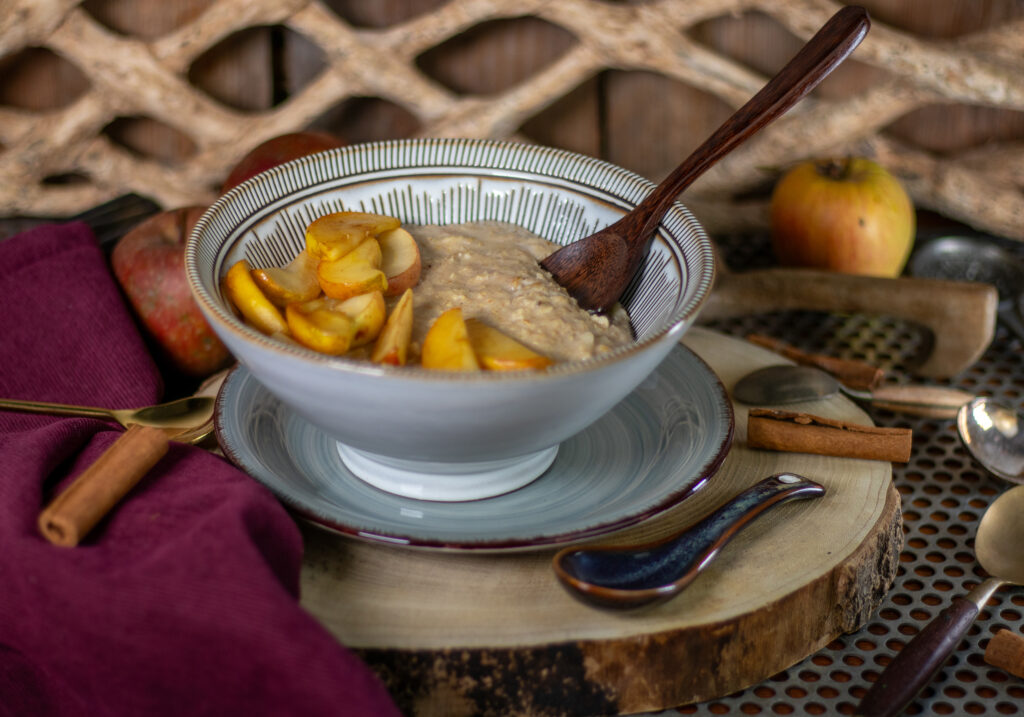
[214,343,735,552]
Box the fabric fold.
[0,223,399,717]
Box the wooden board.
[298,328,903,716]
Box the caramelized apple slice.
[379,227,422,296]
[305,211,401,261]
[422,307,480,371]
[335,290,387,348]
[371,289,414,365]
[223,259,289,336]
[285,298,357,355]
[317,255,388,301]
[465,319,555,371]
[251,250,321,306]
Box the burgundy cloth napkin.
[0,223,400,716]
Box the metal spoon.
[910,235,1024,344]
[541,5,870,312]
[733,364,975,419]
[856,483,1024,716]
[958,397,1024,485]
[0,395,215,435]
[552,473,825,610]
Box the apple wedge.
[251,249,321,306]
[379,227,422,296]
[422,307,480,371]
[223,259,290,336]
[306,211,401,261]
[465,318,554,371]
[317,248,388,301]
[371,289,414,366]
[285,298,357,355]
[335,290,387,348]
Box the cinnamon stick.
[985,629,1024,678]
[746,334,884,391]
[747,409,912,462]
[38,424,169,547]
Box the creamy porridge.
[406,221,634,363]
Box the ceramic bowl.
[186,138,715,501]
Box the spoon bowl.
[734,364,974,419]
[958,397,1024,484]
[552,473,825,610]
[0,395,215,435]
[856,484,1024,716]
[542,5,870,312]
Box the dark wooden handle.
[541,6,870,313]
[624,5,870,247]
[855,596,979,717]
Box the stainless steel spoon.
[856,483,1024,716]
[958,397,1024,485]
[0,395,215,436]
[552,473,825,610]
[910,235,1024,344]
[733,364,975,419]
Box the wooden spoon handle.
[625,6,870,243]
[860,385,975,418]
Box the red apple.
[111,206,232,378]
[221,131,345,193]
[770,157,915,278]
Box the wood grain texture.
[701,266,998,378]
[298,327,903,716]
[0,0,1020,242]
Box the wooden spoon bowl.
[542,5,871,313]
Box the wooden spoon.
[541,5,871,313]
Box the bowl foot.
[336,443,559,501]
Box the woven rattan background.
[1,0,1022,241]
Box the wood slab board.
[298,328,903,716]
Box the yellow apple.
[371,289,414,366]
[770,157,915,278]
[335,290,387,347]
[250,249,321,306]
[379,227,422,296]
[305,211,401,261]
[422,307,480,371]
[464,319,554,371]
[223,259,290,336]
[285,298,357,355]
[316,250,388,301]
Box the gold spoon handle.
[0,397,115,422]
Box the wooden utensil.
[541,5,870,312]
[700,264,998,379]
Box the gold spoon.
[856,484,1024,715]
[0,395,215,440]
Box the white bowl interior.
[189,140,713,356]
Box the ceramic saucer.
[214,344,734,552]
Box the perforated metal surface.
[659,233,1024,715]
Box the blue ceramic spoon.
[552,473,825,610]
